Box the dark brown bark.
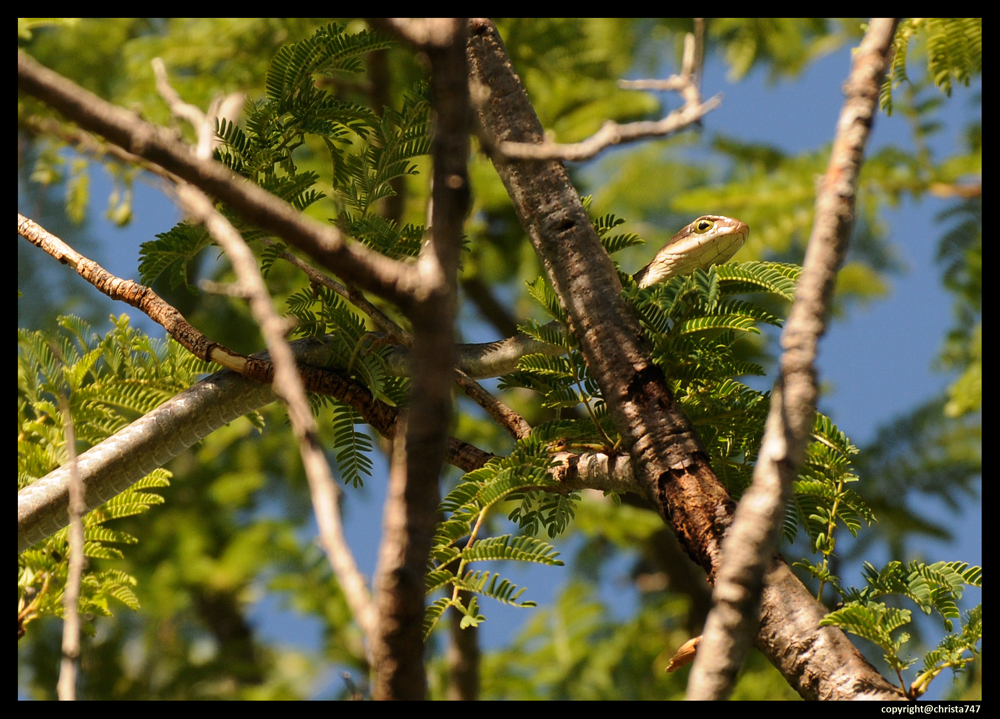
[370,20,471,700]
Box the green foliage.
[936,199,982,418]
[452,580,798,700]
[493,19,658,140]
[264,24,392,115]
[628,260,797,492]
[788,415,876,557]
[439,202,980,701]
[882,19,982,115]
[18,315,214,632]
[136,24,429,492]
[286,285,386,388]
[19,18,981,699]
[18,17,80,41]
[820,561,982,697]
[425,430,568,638]
[65,158,89,223]
[789,410,981,698]
[913,604,982,698]
[436,215,830,634]
[138,23,429,291]
[594,210,645,256]
[329,405,374,489]
[284,283,399,487]
[709,18,858,82]
[332,87,431,221]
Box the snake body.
[18,216,747,553]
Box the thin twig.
[686,18,901,701]
[155,65,378,643]
[496,96,722,162]
[494,30,719,162]
[55,390,83,701]
[454,369,532,440]
[18,49,419,312]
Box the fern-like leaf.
[331,404,374,488]
[461,535,563,565]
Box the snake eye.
[695,219,714,233]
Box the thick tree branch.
[370,19,470,700]
[465,18,903,700]
[467,13,731,595]
[18,50,419,314]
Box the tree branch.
[370,19,470,700]
[465,18,903,701]
[14,323,497,555]
[493,27,720,162]
[18,50,419,314]
[687,19,900,700]
[175,185,378,645]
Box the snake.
[18,216,748,553]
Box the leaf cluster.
[18,315,214,632]
[424,430,569,638]
[788,414,876,553]
[456,580,798,700]
[285,283,408,487]
[820,560,982,697]
[138,24,427,490]
[882,19,982,115]
[432,214,811,633]
[138,23,429,290]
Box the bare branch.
[17,50,420,313]
[455,369,532,440]
[370,20,470,700]
[56,392,83,701]
[18,212,392,398]
[466,17,903,701]
[18,213,246,371]
[687,19,901,701]
[495,28,719,162]
[495,96,722,162]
